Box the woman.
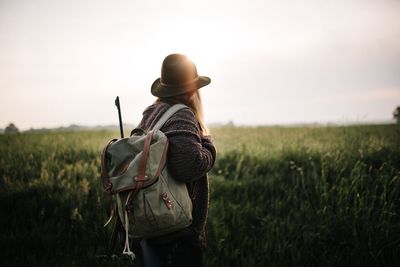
[135,54,216,267]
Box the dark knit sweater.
[137,101,216,246]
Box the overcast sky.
[1,0,399,129]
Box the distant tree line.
[1,107,398,135]
[4,123,19,134]
[394,106,400,124]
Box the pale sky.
[1,0,400,129]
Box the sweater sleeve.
[161,108,216,183]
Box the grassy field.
[0,124,399,266]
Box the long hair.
[157,90,210,136]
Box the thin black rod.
[115,96,124,138]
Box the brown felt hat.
[151,54,211,97]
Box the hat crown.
[160,54,198,86]
[151,54,210,98]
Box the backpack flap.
[104,130,169,194]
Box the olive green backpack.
[101,104,193,259]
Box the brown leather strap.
[125,131,154,211]
[101,138,118,194]
[135,131,154,191]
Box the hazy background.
[1,0,399,130]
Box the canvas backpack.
[100,104,193,259]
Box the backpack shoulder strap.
[152,104,188,131]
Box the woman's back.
[136,53,215,267]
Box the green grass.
[1,125,399,266]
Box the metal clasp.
[161,192,173,209]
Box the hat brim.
[151,76,211,98]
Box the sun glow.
[152,19,236,75]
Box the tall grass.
[208,125,400,266]
[0,125,399,266]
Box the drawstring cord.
[122,191,135,260]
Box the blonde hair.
[157,90,210,136]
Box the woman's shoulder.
[165,104,197,125]
[163,108,200,137]
[145,102,195,121]
[142,101,168,116]
[140,101,197,132]
[170,105,196,120]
